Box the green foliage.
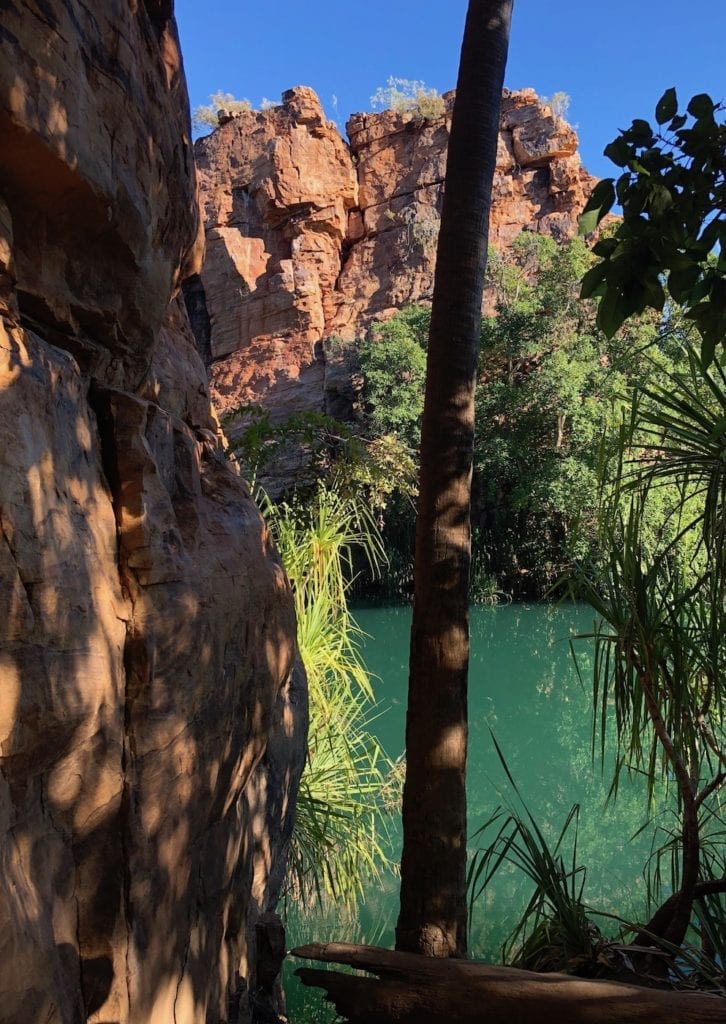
[353,308,432,598]
[227,406,350,488]
[468,740,604,974]
[291,233,710,603]
[579,90,726,366]
[568,220,726,961]
[370,77,446,120]
[628,352,726,561]
[193,91,252,129]
[474,233,684,594]
[568,87,726,961]
[226,404,416,515]
[400,205,441,258]
[354,243,700,599]
[266,487,397,908]
[358,308,430,449]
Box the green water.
[285,603,658,1020]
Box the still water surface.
[285,603,657,1019]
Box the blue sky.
[176,1,725,180]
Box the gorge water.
[285,603,660,1020]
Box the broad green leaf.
[592,236,618,258]
[687,93,715,119]
[647,184,673,218]
[579,179,616,236]
[698,218,721,252]
[615,174,632,205]
[643,277,666,312]
[687,301,724,367]
[597,287,630,339]
[582,178,617,212]
[700,331,717,369]
[580,262,607,300]
[668,264,700,303]
[627,159,650,176]
[629,119,654,143]
[579,208,601,236]
[655,88,677,125]
[604,137,632,167]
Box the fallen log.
[291,942,725,1024]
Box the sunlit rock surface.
[0,3,304,1022]
[192,86,596,426]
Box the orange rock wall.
[193,87,596,424]
[0,4,304,1023]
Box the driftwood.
[291,942,725,1024]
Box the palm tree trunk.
[395,0,513,959]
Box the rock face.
[0,4,304,1024]
[195,86,358,424]
[193,87,596,425]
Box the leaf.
[655,88,677,125]
[698,217,721,253]
[592,236,619,258]
[597,287,630,339]
[647,184,673,218]
[579,179,616,236]
[584,178,617,212]
[687,93,715,119]
[669,113,687,131]
[627,159,650,177]
[687,301,724,367]
[668,264,700,303]
[580,262,608,299]
[643,276,666,312]
[604,137,633,168]
[629,119,654,143]
[700,332,717,369]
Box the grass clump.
[371,77,446,120]
[266,486,398,910]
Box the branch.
[696,771,726,810]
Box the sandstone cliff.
[192,86,596,425]
[0,4,304,1023]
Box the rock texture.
[192,87,596,424]
[0,4,304,1024]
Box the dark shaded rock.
[0,4,305,1022]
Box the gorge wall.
[0,4,305,1023]
[192,86,596,426]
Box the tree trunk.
[395,0,513,959]
[635,670,701,951]
[291,943,725,1024]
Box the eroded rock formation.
[0,4,305,1023]
[193,87,596,425]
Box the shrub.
[401,205,440,257]
[192,91,251,129]
[370,77,446,120]
[545,91,571,119]
[359,307,429,449]
[265,487,395,908]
